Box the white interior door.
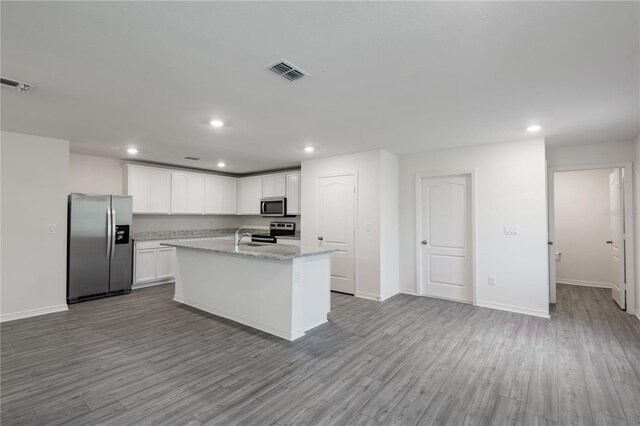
[419,175,472,303]
[609,169,626,309]
[318,174,356,294]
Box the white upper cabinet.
[124,164,299,216]
[187,173,205,214]
[148,169,171,213]
[262,174,286,197]
[204,175,222,214]
[220,177,237,214]
[170,172,188,214]
[125,165,171,214]
[285,172,301,215]
[237,177,262,215]
[126,166,150,213]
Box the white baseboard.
[355,291,380,301]
[476,300,550,319]
[132,280,175,290]
[1,304,68,322]
[556,278,611,288]
[399,287,418,296]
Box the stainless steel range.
[251,222,295,244]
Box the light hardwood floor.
[2,283,640,425]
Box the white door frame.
[415,170,477,305]
[316,171,358,296]
[548,162,636,315]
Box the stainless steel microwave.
[260,197,288,217]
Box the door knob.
[421,240,427,245]
[606,240,613,244]
[318,236,323,241]
[548,241,553,246]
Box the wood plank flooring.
[2,283,640,425]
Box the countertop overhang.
[162,240,335,261]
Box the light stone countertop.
[161,239,334,261]
[133,228,300,242]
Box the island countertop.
[161,239,335,261]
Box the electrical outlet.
[48,224,56,234]
[488,275,497,286]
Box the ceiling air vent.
[1,77,36,93]
[265,59,309,82]
[184,156,200,161]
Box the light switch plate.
[503,225,520,235]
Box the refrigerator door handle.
[110,208,116,262]
[106,206,112,258]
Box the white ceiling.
[1,1,638,174]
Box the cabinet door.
[262,174,286,197]
[204,175,222,214]
[156,247,176,279]
[135,249,157,283]
[187,173,205,214]
[128,167,150,213]
[285,173,301,215]
[149,169,171,213]
[237,177,262,215]
[171,172,188,214]
[221,178,237,214]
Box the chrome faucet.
[234,227,252,246]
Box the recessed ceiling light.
[304,146,315,153]
[526,125,541,132]
[210,119,224,128]
[217,162,226,167]
[127,148,138,154]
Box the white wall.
[399,138,549,317]
[380,150,400,300]
[301,150,399,301]
[554,169,614,287]
[636,134,640,320]
[546,140,636,168]
[1,131,69,321]
[69,153,125,195]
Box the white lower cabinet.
[135,249,158,283]
[156,247,176,280]
[134,241,177,287]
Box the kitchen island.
[162,239,335,341]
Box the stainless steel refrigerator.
[67,194,133,303]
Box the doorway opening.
[548,163,636,315]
